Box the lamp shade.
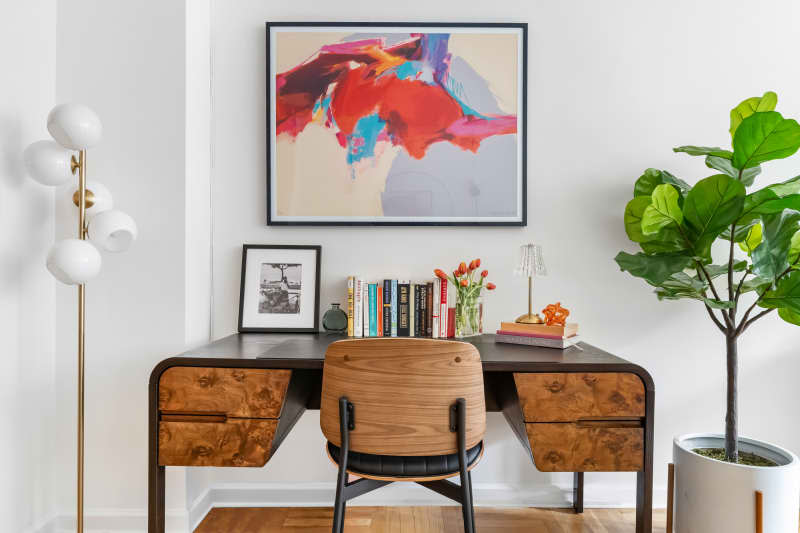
[46,239,102,285]
[514,243,547,277]
[64,181,113,218]
[88,209,137,252]
[23,140,75,186]
[47,103,102,150]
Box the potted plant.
[615,91,800,532]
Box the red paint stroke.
[275,36,516,160]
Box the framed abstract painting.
[266,22,527,226]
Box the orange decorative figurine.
[541,302,569,326]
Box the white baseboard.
[35,483,668,532]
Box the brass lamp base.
[515,313,544,324]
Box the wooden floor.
[195,507,668,532]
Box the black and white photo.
[259,263,301,314]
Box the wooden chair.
[320,338,486,533]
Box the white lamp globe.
[23,140,75,186]
[88,209,137,252]
[47,103,103,150]
[46,239,102,285]
[64,181,113,218]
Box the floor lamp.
[24,103,137,532]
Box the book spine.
[354,279,363,337]
[376,283,383,337]
[415,284,422,337]
[390,280,398,337]
[409,284,416,337]
[362,280,368,337]
[440,279,448,338]
[398,281,410,336]
[368,284,377,337]
[383,280,391,336]
[447,307,455,338]
[347,276,354,337]
[426,282,433,337]
[432,278,440,338]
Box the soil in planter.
[693,448,778,467]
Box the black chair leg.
[333,397,351,533]
[573,472,584,514]
[455,399,475,533]
[332,468,347,533]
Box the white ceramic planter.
[673,433,800,533]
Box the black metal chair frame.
[331,396,477,533]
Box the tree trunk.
[725,335,739,462]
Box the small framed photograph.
[238,244,321,333]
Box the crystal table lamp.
[514,243,547,324]
[24,103,137,533]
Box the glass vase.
[455,291,483,338]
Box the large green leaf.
[768,175,800,197]
[732,111,800,169]
[683,174,746,259]
[730,91,778,137]
[778,307,800,326]
[655,271,708,301]
[738,223,763,255]
[722,219,758,242]
[694,261,748,280]
[624,197,688,253]
[789,230,800,267]
[614,251,693,286]
[633,168,690,197]
[738,191,800,226]
[703,298,735,309]
[751,211,800,280]
[674,146,733,159]
[759,270,800,313]
[740,276,772,294]
[705,155,761,186]
[642,185,683,235]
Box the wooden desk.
[148,334,654,532]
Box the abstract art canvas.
[266,23,527,226]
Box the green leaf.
[705,155,761,186]
[759,270,800,313]
[703,298,735,309]
[683,174,746,259]
[633,168,691,197]
[767,175,800,197]
[624,197,688,253]
[642,185,683,235]
[614,251,693,286]
[789,230,800,267]
[730,91,778,137]
[751,211,800,280]
[778,307,800,326]
[732,111,800,169]
[738,223,763,255]
[740,276,772,294]
[655,271,708,301]
[674,146,733,159]
[722,219,758,242]
[695,261,748,280]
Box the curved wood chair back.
[320,338,486,457]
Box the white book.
[409,284,415,337]
[354,279,363,337]
[432,278,440,338]
[362,279,368,337]
[495,333,582,350]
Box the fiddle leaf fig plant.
[615,91,800,462]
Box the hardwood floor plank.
[195,506,670,533]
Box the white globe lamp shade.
[64,181,113,218]
[88,209,137,252]
[47,103,102,150]
[46,239,101,285]
[23,140,75,186]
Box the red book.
[448,308,455,338]
[496,329,577,340]
[377,285,383,337]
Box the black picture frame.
[266,21,527,227]
[238,244,322,333]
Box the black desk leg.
[148,381,165,533]
[572,472,584,513]
[636,388,655,533]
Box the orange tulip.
[481,270,488,278]
[468,260,476,271]
[460,278,469,287]
[475,258,481,268]
[453,270,460,279]
[434,269,447,280]
[486,282,496,290]
[458,262,467,274]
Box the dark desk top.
[152,334,653,390]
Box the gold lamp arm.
[515,274,544,324]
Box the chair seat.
[327,441,483,479]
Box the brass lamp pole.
[24,103,138,533]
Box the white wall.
[201,0,800,514]
[0,2,58,531]
[54,0,191,530]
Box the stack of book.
[495,322,580,349]
[347,277,455,338]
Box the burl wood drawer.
[158,419,278,467]
[526,423,644,472]
[158,367,291,418]
[513,372,645,422]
